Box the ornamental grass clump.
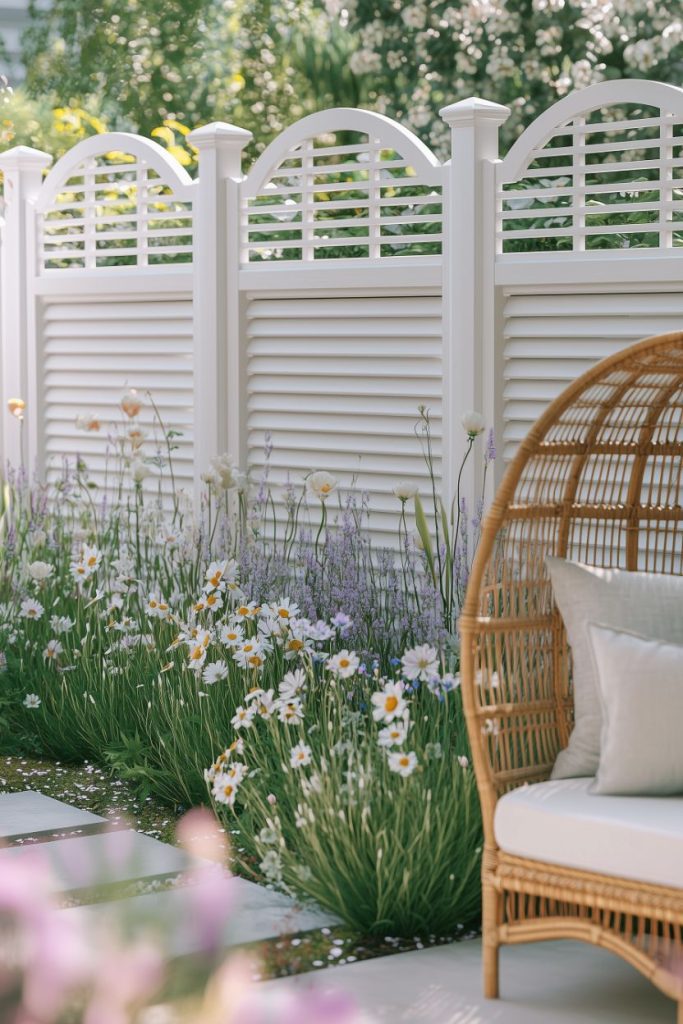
[207,646,482,935]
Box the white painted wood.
[245,290,442,547]
[242,107,443,265]
[188,122,252,492]
[501,287,683,462]
[439,98,510,509]
[0,145,52,468]
[40,292,194,499]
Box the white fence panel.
[502,287,683,461]
[492,80,683,468]
[40,292,194,495]
[245,288,442,546]
[238,109,448,542]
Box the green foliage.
[215,664,482,935]
[336,1,683,155]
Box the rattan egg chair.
[460,330,683,1020]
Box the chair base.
[483,853,683,1016]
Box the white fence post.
[188,122,252,497]
[0,145,52,470]
[439,98,510,513]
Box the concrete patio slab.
[0,790,106,840]
[260,937,675,1022]
[0,828,189,893]
[64,874,340,954]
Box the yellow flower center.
[339,658,350,668]
[87,556,97,567]
[243,644,254,653]
[223,784,234,797]
[191,648,203,660]
[237,606,249,616]
[288,639,304,651]
[400,756,409,767]
[321,483,332,493]
[279,608,290,618]
[385,695,398,712]
[149,600,157,608]
[249,655,263,668]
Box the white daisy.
[23,693,41,709]
[27,560,54,582]
[387,750,418,778]
[377,721,408,747]
[220,623,244,646]
[289,742,313,769]
[326,649,360,679]
[306,470,337,502]
[19,598,44,621]
[277,697,305,725]
[279,668,307,699]
[231,705,256,730]
[43,639,64,662]
[371,681,407,723]
[401,643,440,682]
[202,660,229,685]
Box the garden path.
[0,789,339,950]
[263,937,674,1022]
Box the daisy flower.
[290,742,313,769]
[19,598,44,621]
[204,559,237,593]
[234,601,259,621]
[277,698,305,725]
[212,776,239,807]
[245,688,275,719]
[202,660,229,685]
[306,470,337,502]
[371,681,407,723]
[27,560,54,582]
[279,668,307,699]
[264,597,300,622]
[50,615,75,634]
[401,643,439,682]
[387,750,418,778]
[377,721,408,747]
[43,639,64,662]
[326,650,360,678]
[231,705,255,730]
[23,693,41,709]
[220,623,244,646]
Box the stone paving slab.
[0,829,189,894]
[260,938,674,1023]
[0,790,106,841]
[64,875,341,955]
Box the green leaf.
[414,494,436,584]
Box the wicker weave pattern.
[460,331,683,1019]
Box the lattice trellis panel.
[242,118,443,263]
[38,154,193,270]
[498,104,683,254]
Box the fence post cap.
[439,97,511,128]
[187,122,253,149]
[0,144,53,170]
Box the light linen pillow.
[588,623,683,796]
[546,558,683,779]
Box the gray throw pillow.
[546,558,683,779]
[589,623,683,796]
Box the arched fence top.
[35,132,196,271]
[241,107,444,263]
[496,80,683,256]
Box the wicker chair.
[460,330,683,1021]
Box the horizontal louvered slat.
[41,296,194,502]
[246,291,442,544]
[502,289,683,461]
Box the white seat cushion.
[494,778,683,890]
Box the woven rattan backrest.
[460,330,683,840]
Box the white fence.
[1,79,682,541]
